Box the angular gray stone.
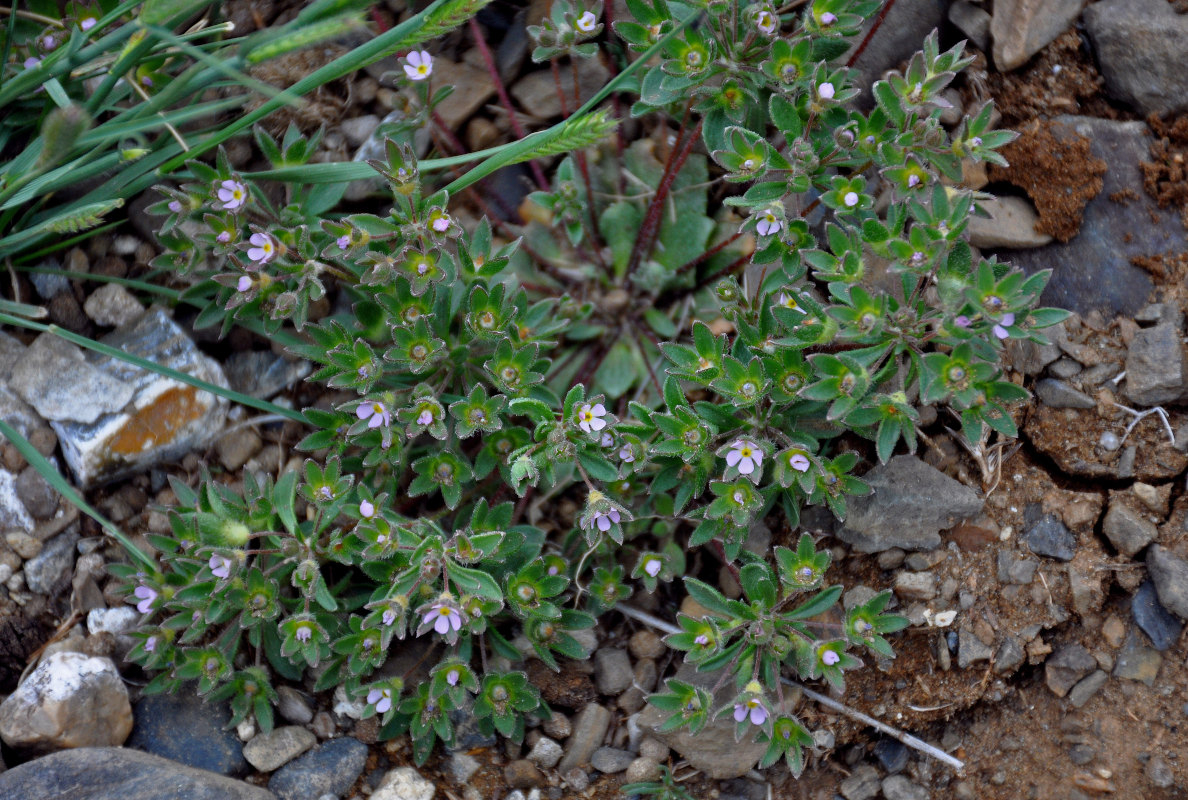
[994,636,1026,675]
[268,738,367,800]
[1035,378,1095,409]
[15,467,58,519]
[557,703,611,775]
[1124,322,1187,407]
[10,334,134,424]
[1044,643,1096,697]
[1084,0,1188,116]
[593,648,633,695]
[526,736,563,769]
[836,456,984,553]
[1132,580,1182,651]
[84,284,145,328]
[223,351,312,400]
[1003,118,1178,318]
[339,115,381,148]
[1147,545,1188,621]
[0,747,276,800]
[1068,670,1108,708]
[446,752,480,784]
[894,571,938,601]
[370,765,436,800]
[840,764,881,800]
[957,627,993,668]
[638,664,766,779]
[1023,513,1076,561]
[1114,630,1162,685]
[1102,503,1158,557]
[0,652,132,751]
[23,527,79,595]
[242,726,316,773]
[949,0,992,51]
[882,774,930,800]
[48,308,228,487]
[991,0,1086,71]
[997,551,1038,585]
[127,692,247,776]
[967,196,1052,249]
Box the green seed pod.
[38,105,93,168]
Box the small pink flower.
[575,11,598,32]
[726,440,763,475]
[337,235,350,249]
[755,210,782,237]
[822,649,840,666]
[843,191,859,208]
[24,56,40,70]
[217,180,247,210]
[590,508,621,532]
[733,699,768,726]
[167,200,182,214]
[247,232,277,263]
[423,602,463,635]
[295,624,312,643]
[217,231,231,243]
[357,401,390,429]
[577,403,607,433]
[446,668,460,686]
[359,500,375,519]
[209,554,232,579]
[954,315,971,328]
[907,173,920,188]
[145,635,158,652]
[992,312,1015,340]
[431,215,451,233]
[134,585,157,613]
[382,608,397,626]
[694,634,709,646]
[417,409,434,426]
[619,444,635,463]
[80,17,97,31]
[818,82,835,101]
[403,50,433,81]
[367,687,393,713]
[756,9,778,35]
[820,11,837,25]
[643,557,662,578]
[236,276,252,292]
[789,453,810,472]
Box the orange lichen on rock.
[107,386,205,456]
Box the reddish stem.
[846,0,898,68]
[673,230,744,276]
[624,117,704,278]
[468,17,549,191]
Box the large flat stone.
[0,747,276,800]
[998,117,1178,318]
[1085,0,1188,116]
[836,456,984,553]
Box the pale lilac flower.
[446,668,460,686]
[134,585,157,613]
[367,687,393,713]
[431,215,451,233]
[23,56,40,69]
[209,554,232,579]
[295,624,312,643]
[619,444,635,463]
[145,635,158,652]
[755,210,782,237]
[733,698,768,726]
[236,276,252,292]
[907,173,921,188]
[357,401,390,429]
[817,82,835,101]
[775,292,800,311]
[382,608,397,626]
[843,191,859,208]
[726,440,763,475]
[694,634,709,646]
[403,50,433,81]
[970,136,983,148]
[589,508,621,532]
[547,564,561,576]
[954,315,971,328]
[168,200,182,213]
[423,602,463,635]
[575,11,597,32]
[248,232,277,263]
[600,432,613,447]
[80,17,97,31]
[217,231,231,243]
[141,75,153,87]
[992,312,1015,340]
[643,557,662,578]
[822,649,840,666]
[756,9,778,35]
[732,489,746,504]
[820,11,837,25]
[577,403,607,433]
[789,453,811,473]
[337,235,350,249]
[217,180,247,210]
[417,409,433,426]
[359,500,375,519]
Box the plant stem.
[625,115,704,278]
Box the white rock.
[372,766,436,800]
[83,283,145,327]
[0,651,132,751]
[967,196,1053,249]
[86,606,139,636]
[10,334,134,424]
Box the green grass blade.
[0,312,306,423]
[0,417,157,574]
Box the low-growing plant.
[113,0,1068,776]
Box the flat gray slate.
[0,747,276,800]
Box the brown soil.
[1141,114,1188,229]
[982,31,1118,126]
[988,119,1107,242]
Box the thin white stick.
[616,603,966,772]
